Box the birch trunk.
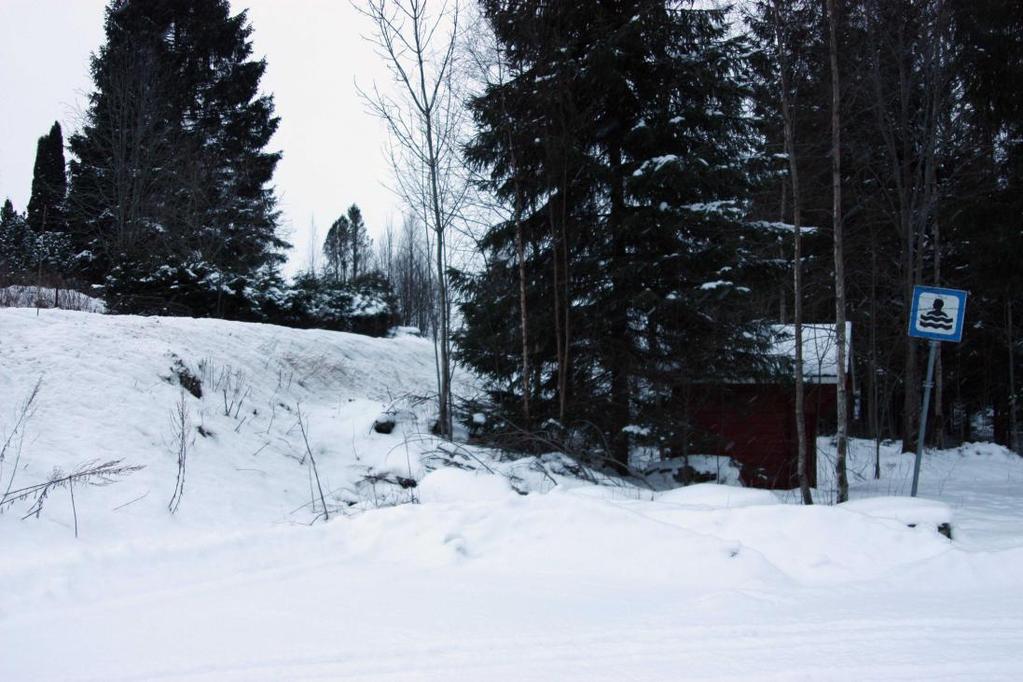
[826,0,849,503]
[773,0,812,504]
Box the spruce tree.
[0,199,35,275]
[345,205,371,281]
[26,122,67,234]
[460,1,777,466]
[323,214,350,283]
[323,204,372,283]
[68,0,285,317]
[946,0,1023,447]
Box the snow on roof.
[771,322,852,384]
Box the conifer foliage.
[0,200,34,275]
[27,122,68,235]
[324,204,373,284]
[68,0,285,318]
[458,1,779,466]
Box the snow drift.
[3,309,1023,681]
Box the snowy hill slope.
[4,309,1023,680]
[0,308,492,542]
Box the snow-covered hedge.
[101,256,397,336]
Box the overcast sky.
[0,0,397,275]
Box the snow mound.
[657,482,778,508]
[0,308,479,542]
[841,496,952,528]
[418,468,517,503]
[3,309,1023,682]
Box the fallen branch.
[1,460,144,532]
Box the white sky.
[0,0,398,275]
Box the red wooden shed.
[689,323,851,489]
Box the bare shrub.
[167,389,193,514]
[196,358,251,418]
[1,378,43,502]
[1,460,144,537]
[0,281,104,312]
[295,404,329,522]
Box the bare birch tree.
[359,0,466,436]
[772,0,813,505]
[825,0,849,503]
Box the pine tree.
[26,122,67,234]
[68,0,285,317]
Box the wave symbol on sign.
[919,298,953,331]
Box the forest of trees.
[2,0,1021,487]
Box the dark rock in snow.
[373,417,396,434]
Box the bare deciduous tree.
[378,213,437,334]
[772,0,813,505]
[359,0,467,437]
[825,0,849,503]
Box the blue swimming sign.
[908,285,968,343]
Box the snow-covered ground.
[2,309,1023,681]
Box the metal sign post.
[907,285,968,497]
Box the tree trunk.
[559,174,571,422]
[870,224,880,479]
[514,189,530,426]
[826,0,849,503]
[934,218,945,448]
[779,181,788,324]
[501,69,531,427]
[902,252,919,452]
[427,144,451,437]
[422,99,451,437]
[608,141,630,469]
[551,205,565,423]
[1009,297,1019,453]
[774,0,812,504]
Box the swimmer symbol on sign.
[918,297,953,331]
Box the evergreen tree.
[67,0,285,317]
[26,122,67,234]
[346,205,372,281]
[323,204,372,283]
[0,199,35,275]
[459,1,778,466]
[946,0,1023,447]
[324,214,351,283]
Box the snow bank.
[657,482,777,508]
[4,310,1023,680]
[841,496,952,529]
[417,468,517,503]
[5,473,1022,681]
[0,308,467,544]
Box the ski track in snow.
[2,309,1023,680]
